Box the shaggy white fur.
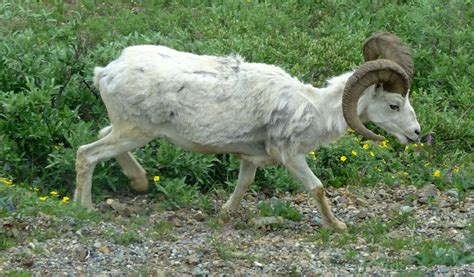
[75,45,420,231]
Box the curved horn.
[363,32,413,85]
[342,59,410,141]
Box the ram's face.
[366,87,420,144]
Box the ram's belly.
[155,123,267,156]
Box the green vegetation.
[257,198,303,221]
[413,240,474,266]
[0,0,472,271]
[0,0,472,201]
[210,238,257,262]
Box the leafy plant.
[0,0,471,208]
[413,240,474,266]
[257,199,302,222]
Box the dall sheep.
[75,32,421,231]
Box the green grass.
[210,238,257,262]
[145,220,176,241]
[0,0,472,201]
[257,198,303,222]
[413,240,474,266]
[0,0,472,271]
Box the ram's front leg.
[284,154,347,232]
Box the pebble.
[400,205,414,213]
[356,210,369,219]
[0,187,472,275]
[446,189,459,198]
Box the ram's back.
[94,45,314,154]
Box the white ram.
[75,32,420,231]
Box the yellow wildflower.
[348,128,355,133]
[351,150,357,156]
[380,140,389,149]
[153,175,160,182]
[340,156,347,162]
[309,151,316,155]
[420,143,425,147]
[1,177,13,186]
[404,145,409,151]
[433,169,441,178]
[362,144,369,150]
[39,196,48,201]
[412,143,418,148]
[453,165,460,173]
[50,191,59,197]
[61,196,70,203]
[369,151,375,157]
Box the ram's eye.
[389,104,400,111]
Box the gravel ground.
[1,184,473,275]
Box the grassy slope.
[0,0,472,200]
[0,1,473,273]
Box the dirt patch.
[1,185,473,275]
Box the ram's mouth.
[405,135,417,143]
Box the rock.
[387,230,404,239]
[446,189,459,198]
[169,216,182,227]
[355,198,368,207]
[420,184,439,198]
[73,245,89,262]
[375,192,387,201]
[38,212,51,221]
[192,266,209,275]
[400,205,414,213]
[334,196,349,205]
[106,199,132,217]
[93,241,102,248]
[418,197,429,204]
[293,193,306,204]
[65,217,77,227]
[10,227,20,238]
[311,216,322,226]
[21,257,34,268]
[250,216,285,228]
[186,254,200,265]
[193,211,206,222]
[98,245,111,254]
[356,210,368,219]
[438,266,449,273]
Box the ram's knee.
[98,126,113,139]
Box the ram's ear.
[373,84,383,96]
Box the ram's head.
[342,32,420,144]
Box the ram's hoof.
[324,218,347,232]
[130,178,149,193]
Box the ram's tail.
[93,67,105,89]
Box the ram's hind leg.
[283,154,347,232]
[75,128,151,209]
[221,159,257,215]
[98,126,148,192]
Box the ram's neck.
[304,72,371,144]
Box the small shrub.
[257,199,302,222]
[413,240,474,266]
